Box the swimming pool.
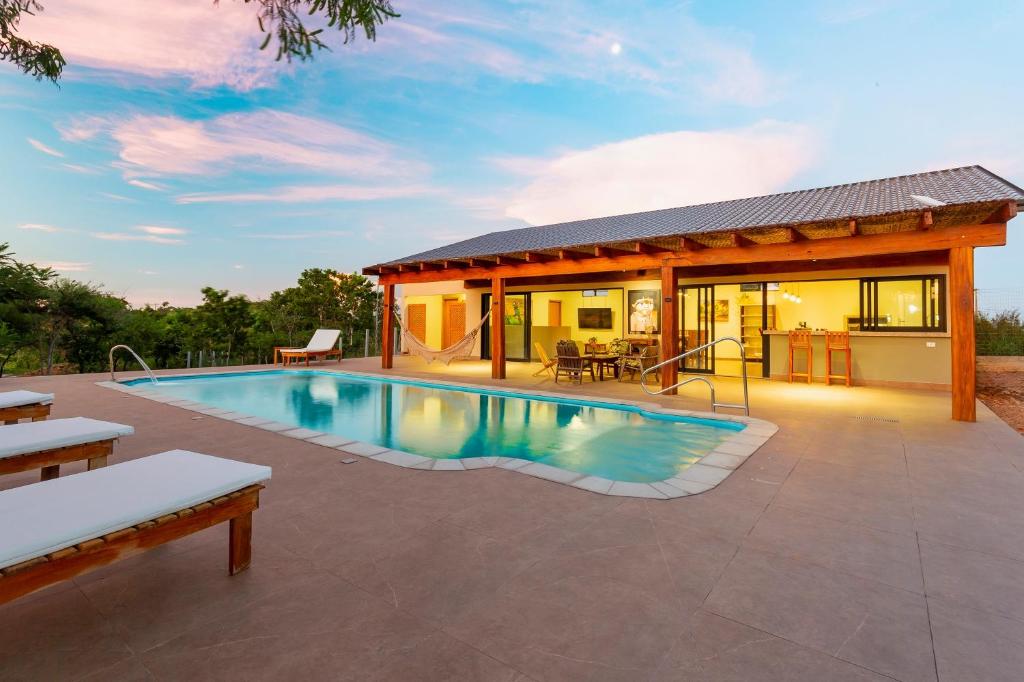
[123,370,747,483]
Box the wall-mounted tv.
[578,307,613,329]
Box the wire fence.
[976,288,1024,356]
[164,329,388,370]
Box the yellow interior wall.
[402,293,465,351]
[529,289,625,348]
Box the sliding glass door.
[480,293,531,361]
[679,285,714,373]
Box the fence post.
[186,351,191,369]
[198,350,203,368]
[364,329,370,357]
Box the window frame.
[859,274,946,332]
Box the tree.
[0,242,52,376]
[1,0,396,84]
[194,287,253,364]
[0,1,64,82]
[43,278,126,373]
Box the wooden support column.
[491,277,506,379]
[949,247,976,421]
[660,265,679,394]
[381,283,395,369]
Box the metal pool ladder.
[639,336,750,415]
[109,345,158,384]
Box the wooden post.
[229,512,253,576]
[381,283,395,369]
[491,277,506,379]
[949,247,976,421]
[660,265,679,394]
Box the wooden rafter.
[920,210,934,230]
[983,200,1018,224]
[848,219,859,236]
[679,236,706,251]
[633,241,671,254]
[524,251,555,263]
[443,260,467,269]
[728,232,755,247]
[377,223,1006,285]
[495,255,526,266]
[783,226,806,242]
[593,245,634,258]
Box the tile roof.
[377,166,1024,266]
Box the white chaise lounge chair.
[0,390,54,424]
[0,450,272,605]
[275,329,342,366]
[0,417,133,481]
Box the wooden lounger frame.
[0,439,113,482]
[1,402,51,424]
[276,347,342,366]
[0,484,263,605]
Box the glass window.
[860,276,945,331]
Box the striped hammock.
[396,310,492,365]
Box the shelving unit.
[740,304,776,361]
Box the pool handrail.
[639,336,750,415]
[109,345,158,384]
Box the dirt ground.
[977,356,1024,435]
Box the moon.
[610,42,622,56]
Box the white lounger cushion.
[0,450,272,569]
[284,328,340,353]
[0,417,134,459]
[0,390,54,409]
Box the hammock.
[397,309,492,365]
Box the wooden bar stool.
[788,330,813,383]
[825,331,852,386]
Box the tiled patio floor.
[1,358,1023,681]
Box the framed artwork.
[714,299,730,322]
[627,289,660,334]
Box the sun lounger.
[0,417,133,481]
[0,390,54,424]
[0,450,271,605]
[275,329,343,366]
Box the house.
[362,166,1024,421]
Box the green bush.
[976,310,1024,356]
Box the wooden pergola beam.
[524,251,555,263]
[377,223,1006,285]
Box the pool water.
[131,371,743,483]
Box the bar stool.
[825,331,852,386]
[788,330,813,383]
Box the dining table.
[586,353,621,380]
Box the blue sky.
[2,0,1023,305]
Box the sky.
[2,0,1023,306]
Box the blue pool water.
[129,371,742,482]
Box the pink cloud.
[66,111,429,186]
[19,0,276,90]
[27,137,63,157]
[177,183,432,204]
[499,121,820,225]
